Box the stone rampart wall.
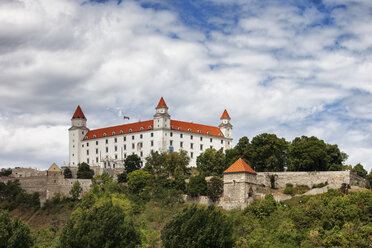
[256,170,366,189]
[46,179,92,199]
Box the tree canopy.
[77,163,94,179]
[0,211,34,248]
[124,154,142,173]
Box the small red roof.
[156,97,168,108]
[224,158,256,174]
[72,105,86,119]
[220,109,230,119]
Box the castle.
[69,97,232,168]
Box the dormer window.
[188,128,191,132]
[198,130,201,133]
[129,129,133,132]
[140,127,144,131]
[112,131,116,135]
[207,131,210,135]
[178,127,181,130]
[218,133,222,136]
[120,130,123,134]
[103,133,107,137]
[148,125,152,129]
[93,135,96,138]
[171,125,173,129]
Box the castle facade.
[69,97,233,168]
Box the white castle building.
[69,97,232,168]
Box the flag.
[124,116,130,120]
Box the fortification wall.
[11,168,47,178]
[0,176,48,200]
[256,170,366,189]
[46,179,92,199]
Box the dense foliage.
[207,176,224,202]
[161,205,234,248]
[76,163,94,179]
[186,175,207,197]
[0,180,40,210]
[0,168,12,177]
[59,201,141,248]
[124,154,142,174]
[144,151,190,177]
[63,168,72,179]
[0,211,34,248]
[69,181,82,200]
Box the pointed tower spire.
[224,158,256,174]
[220,109,230,120]
[156,97,168,109]
[72,105,86,119]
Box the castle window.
[112,131,116,135]
[106,139,108,144]
[210,145,213,149]
[151,133,154,137]
[106,147,108,153]
[180,141,183,148]
[200,144,203,151]
[120,130,123,134]
[148,125,152,129]
[200,137,203,141]
[96,141,98,145]
[228,142,230,145]
[190,135,193,140]
[114,138,117,143]
[115,146,117,152]
[129,129,133,132]
[210,138,213,142]
[140,127,144,131]
[198,130,201,133]
[190,143,193,149]
[132,135,135,140]
[124,145,126,150]
[115,154,118,159]
[96,157,98,163]
[188,128,191,132]
[82,144,84,147]
[87,150,89,155]
[103,133,107,136]
[218,133,222,136]
[124,136,126,142]
[151,140,154,146]
[180,134,183,138]
[124,153,127,159]
[93,135,97,138]
[86,142,89,147]
[170,140,173,146]
[178,127,181,130]
[87,158,89,164]
[132,143,135,149]
[171,125,173,129]
[207,131,210,135]
[140,151,143,157]
[190,152,193,158]
[170,132,173,137]
[96,149,98,154]
[140,134,143,139]
[82,131,84,135]
[221,140,223,144]
[113,164,115,168]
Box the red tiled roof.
[220,109,230,119]
[84,120,154,140]
[83,119,224,140]
[171,120,224,137]
[72,105,86,119]
[224,158,256,174]
[156,97,168,108]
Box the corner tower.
[153,97,171,130]
[69,106,89,167]
[219,109,232,140]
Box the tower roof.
[156,97,168,108]
[224,158,256,174]
[72,105,86,119]
[220,109,230,119]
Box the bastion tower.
[219,109,233,149]
[69,106,89,166]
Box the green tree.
[250,133,288,172]
[288,136,329,171]
[352,163,368,178]
[124,154,142,174]
[197,148,226,176]
[186,175,207,197]
[232,136,254,164]
[165,150,190,176]
[77,163,94,179]
[117,172,127,183]
[63,168,73,179]
[0,168,12,177]
[144,151,168,175]
[326,144,346,170]
[366,170,372,188]
[207,176,223,202]
[127,170,152,196]
[161,205,234,248]
[0,211,34,248]
[69,181,82,200]
[59,202,141,248]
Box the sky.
[1,0,372,171]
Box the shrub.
[161,205,234,248]
[312,182,328,188]
[0,211,34,248]
[77,163,94,179]
[207,177,223,202]
[283,183,294,195]
[186,175,207,197]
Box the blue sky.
[0,0,372,171]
